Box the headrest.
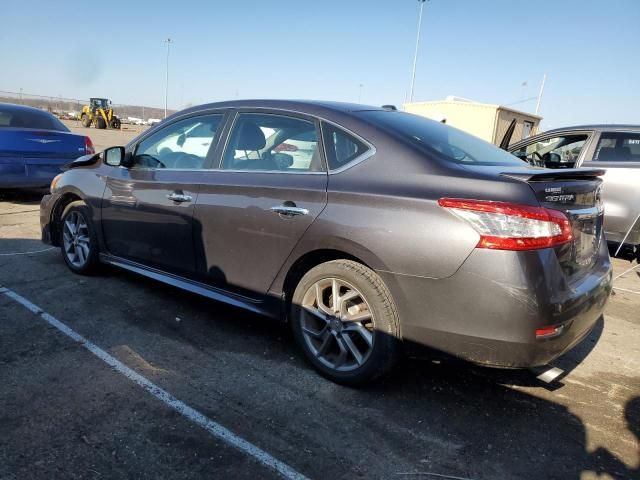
[236,121,266,151]
[598,146,630,161]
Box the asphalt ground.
[0,189,638,480]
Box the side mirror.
[104,146,125,167]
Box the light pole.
[358,83,364,103]
[164,38,172,118]
[409,0,427,103]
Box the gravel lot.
[0,177,638,478]
[62,119,148,152]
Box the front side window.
[133,114,223,169]
[514,134,588,168]
[222,113,323,172]
[322,123,370,170]
[591,132,640,162]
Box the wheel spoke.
[315,283,333,316]
[302,304,328,323]
[316,331,333,357]
[336,289,359,314]
[76,243,86,263]
[334,336,348,368]
[65,220,76,235]
[331,279,339,313]
[344,310,372,323]
[302,324,327,339]
[344,323,373,347]
[340,332,364,365]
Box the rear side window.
[592,132,640,162]
[359,110,524,166]
[322,123,369,170]
[0,106,69,132]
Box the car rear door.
[579,129,640,245]
[100,112,227,276]
[192,110,328,299]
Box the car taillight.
[438,198,573,251]
[85,136,95,155]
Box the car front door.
[101,112,226,276]
[192,111,328,299]
[580,130,640,246]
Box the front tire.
[290,260,400,385]
[81,114,91,128]
[60,201,99,275]
[95,116,106,129]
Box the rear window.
[322,123,369,170]
[0,106,69,132]
[592,132,640,162]
[359,110,525,166]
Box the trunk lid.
[502,168,606,277]
[0,129,87,160]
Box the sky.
[1,0,639,130]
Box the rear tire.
[95,116,106,129]
[290,260,400,386]
[60,201,100,275]
[81,114,91,128]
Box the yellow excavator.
[80,98,121,129]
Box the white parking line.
[613,286,640,295]
[613,262,640,281]
[0,247,55,256]
[0,287,308,480]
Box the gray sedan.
[40,101,612,384]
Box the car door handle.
[270,205,309,217]
[167,193,193,203]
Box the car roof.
[175,99,386,118]
[542,124,640,134]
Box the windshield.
[359,110,525,166]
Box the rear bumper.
[379,239,612,368]
[0,158,66,189]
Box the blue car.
[0,103,94,189]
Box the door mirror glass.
[104,146,125,166]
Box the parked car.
[40,101,612,385]
[507,125,640,253]
[0,103,95,189]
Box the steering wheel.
[136,154,167,169]
[532,151,544,167]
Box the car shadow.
[0,189,47,206]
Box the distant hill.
[0,95,175,121]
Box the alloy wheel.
[63,211,91,268]
[299,278,375,372]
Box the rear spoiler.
[501,169,606,182]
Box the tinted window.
[0,106,69,132]
[592,132,640,162]
[359,110,524,166]
[322,123,369,170]
[133,114,223,170]
[222,113,323,172]
[513,134,588,168]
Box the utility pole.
[164,38,172,119]
[535,74,546,116]
[409,0,428,103]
